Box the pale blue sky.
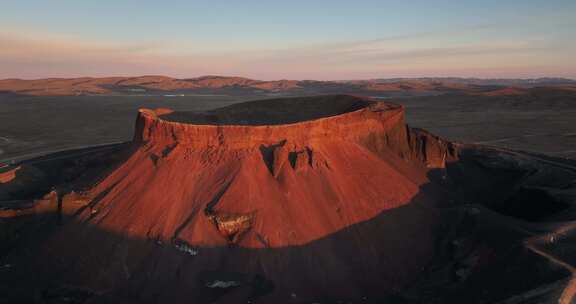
[1,0,575,79]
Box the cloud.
[0,32,159,58]
[0,16,575,80]
[0,32,172,78]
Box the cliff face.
[134,96,455,168]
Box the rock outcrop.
[81,95,450,250]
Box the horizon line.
[2,74,575,82]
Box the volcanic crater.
[1,95,576,303]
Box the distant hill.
[0,75,574,97]
[359,77,576,86]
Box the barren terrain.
[1,86,575,163]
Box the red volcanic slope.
[0,166,20,183]
[4,95,457,302]
[78,96,446,248]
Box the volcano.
[1,95,576,303]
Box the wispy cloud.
[1,14,575,80]
[0,32,159,57]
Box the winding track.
[525,222,576,304]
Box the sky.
[1,0,575,80]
